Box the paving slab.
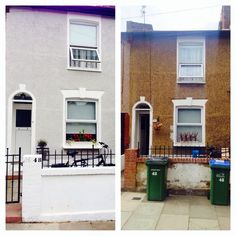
[121,211,132,227]
[90,221,115,230]
[121,192,231,230]
[166,194,191,202]
[122,202,163,230]
[190,196,210,206]
[156,214,189,230]
[217,217,230,230]
[122,192,146,201]
[162,199,189,215]
[59,222,93,230]
[6,223,60,230]
[190,205,217,219]
[133,202,164,216]
[6,221,115,230]
[214,205,230,217]
[122,217,158,230]
[121,200,140,212]
[189,218,220,230]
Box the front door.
[14,104,32,155]
[139,113,150,155]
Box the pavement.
[6,203,115,230]
[121,191,230,230]
[6,221,115,230]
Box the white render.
[167,163,211,190]
[22,155,115,222]
[6,7,115,152]
[136,162,211,192]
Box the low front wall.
[124,149,211,194]
[136,162,210,193]
[22,155,115,222]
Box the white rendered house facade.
[6,6,115,154]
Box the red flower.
[84,133,92,140]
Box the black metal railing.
[137,144,230,159]
[5,147,22,204]
[37,145,115,168]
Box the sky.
[121,0,232,31]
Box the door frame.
[7,85,36,154]
[131,97,153,155]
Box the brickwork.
[124,149,138,191]
[121,31,230,147]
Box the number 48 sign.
[216,173,225,183]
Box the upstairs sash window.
[69,21,101,70]
[178,40,205,83]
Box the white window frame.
[67,14,102,72]
[69,47,101,62]
[66,99,98,143]
[61,88,104,149]
[177,37,205,84]
[172,98,207,147]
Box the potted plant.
[37,139,47,148]
[37,139,48,160]
[153,122,163,130]
[153,117,163,130]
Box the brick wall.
[121,32,230,147]
[124,149,212,193]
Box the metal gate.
[5,147,22,204]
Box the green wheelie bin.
[209,159,230,205]
[146,157,168,201]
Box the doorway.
[139,113,150,155]
[132,100,152,156]
[10,92,33,156]
[14,104,32,154]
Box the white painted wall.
[22,155,115,222]
[167,163,211,189]
[6,8,115,151]
[136,162,211,191]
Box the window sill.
[63,142,102,149]
[177,81,205,84]
[174,142,205,147]
[67,67,102,73]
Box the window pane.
[70,23,97,47]
[178,109,201,123]
[179,64,203,77]
[67,101,96,120]
[71,48,99,61]
[66,123,96,142]
[179,43,203,63]
[16,110,31,127]
[177,125,202,142]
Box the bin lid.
[146,156,168,165]
[209,159,230,169]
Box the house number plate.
[151,169,160,176]
[216,173,225,182]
